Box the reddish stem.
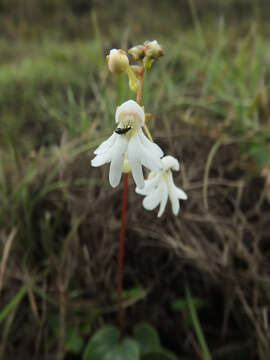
[117,172,129,331]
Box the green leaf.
[104,338,140,360]
[142,349,178,360]
[133,322,161,355]
[83,326,120,360]
[83,326,139,360]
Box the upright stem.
[117,173,129,332]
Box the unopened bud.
[144,40,164,59]
[106,49,129,74]
[128,45,145,61]
[126,66,140,93]
[130,65,142,77]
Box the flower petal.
[167,172,181,215]
[142,180,164,210]
[162,155,180,171]
[115,100,145,125]
[94,133,118,155]
[130,159,144,189]
[157,181,168,217]
[135,173,161,195]
[169,192,180,215]
[174,187,188,200]
[128,134,145,188]
[139,128,164,159]
[109,136,128,187]
[135,129,163,171]
[91,152,111,167]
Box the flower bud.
[130,65,142,77]
[128,45,145,61]
[106,49,129,74]
[125,67,140,93]
[144,40,164,59]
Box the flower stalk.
[117,172,129,332]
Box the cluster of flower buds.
[129,40,164,69]
[129,40,163,61]
[106,40,164,93]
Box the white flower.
[136,155,187,217]
[91,100,163,188]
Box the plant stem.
[117,172,129,332]
[143,124,154,142]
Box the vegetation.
[0,1,270,359]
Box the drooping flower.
[136,155,187,217]
[91,100,163,188]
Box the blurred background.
[1,0,270,359]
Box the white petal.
[115,100,145,125]
[167,172,188,200]
[169,192,180,215]
[134,129,163,172]
[135,173,161,195]
[91,152,111,167]
[140,151,162,172]
[109,136,128,188]
[94,133,118,155]
[128,134,145,188]
[138,128,164,159]
[167,172,181,215]
[175,187,188,200]
[157,181,168,217]
[130,159,144,189]
[161,155,180,171]
[109,158,123,187]
[142,180,164,210]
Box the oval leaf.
[133,322,161,355]
[104,338,140,360]
[83,326,120,360]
